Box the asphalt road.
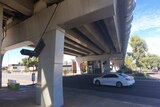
[63,75,160,99]
[3,73,160,99]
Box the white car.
[93,73,135,87]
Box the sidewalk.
[0,85,38,107]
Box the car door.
[101,74,112,85]
[109,74,119,86]
[101,74,109,85]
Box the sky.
[2,47,34,66]
[2,0,160,66]
[2,47,75,67]
[128,0,160,55]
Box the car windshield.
[119,73,128,78]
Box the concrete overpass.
[0,0,135,107]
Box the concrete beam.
[64,52,79,57]
[3,41,34,52]
[64,42,89,55]
[64,46,88,55]
[76,53,123,62]
[65,30,103,54]
[77,26,109,53]
[104,17,121,52]
[65,37,92,54]
[64,52,81,57]
[83,23,110,53]
[64,48,85,56]
[0,0,33,16]
[59,0,115,29]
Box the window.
[13,67,17,69]
[103,74,118,78]
[119,73,128,78]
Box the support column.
[111,59,123,72]
[75,57,82,74]
[36,29,64,107]
[0,54,4,88]
[101,58,110,74]
[0,4,3,88]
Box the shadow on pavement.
[0,85,38,107]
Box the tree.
[143,54,160,69]
[129,36,148,69]
[125,53,136,69]
[21,57,38,71]
[22,57,29,66]
[126,35,160,72]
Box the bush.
[133,71,145,77]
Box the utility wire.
[31,3,61,58]
[39,3,60,41]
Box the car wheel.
[95,80,101,85]
[116,81,123,88]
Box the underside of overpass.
[0,0,135,107]
[1,0,135,57]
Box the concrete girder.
[0,0,33,16]
[64,42,89,55]
[125,14,133,23]
[64,48,85,56]
[64,52,79,57]
[126,0,136,13]
[66,30,103,55]
[104,17,121,53]
[76,53,123,62]
[77,24,110,53]
[84,23,110,53]
[65,34,98,54]
[2,41,34,52]
[65,37,93,54]
[64,43,89,55]
[60,0,115,29]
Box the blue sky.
[2,47,34,66]
[2,47,75,67]
[2,0,160,66]
[128,0,160,55]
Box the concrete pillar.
[36,29,65,107]
[111,59,123,72]
[0,4,3,88]
[0,54,4,88]
[75,57,82,74]
[101,58,110,74]
[101,61,104,73]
